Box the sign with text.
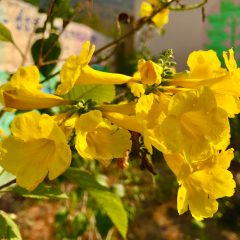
[0,0,110,72]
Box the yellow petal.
[76,65,133,85]
[139,1,153,17]
[75,110,132,166]
[0,137,54,191]
[11,112,53,140]
[187,50,221,78]
[10,66,42,90]
[57,41,95,95]
[57,55,81,95]
[3,89,69,110]
[223,48,237,72]
[102,112,142,133]
[78,40,95,66]
[177,185,188,215]
[127,82,146,97]
[214,93,240,117]
[191,168,235,199]
[75,110,103,133]
[189,190,218,221]
[216,148,234,169]
[164,153,188,178]
[0,112,72,190]
[98,102,136,115]
[152,8,169,29]
[48,141,72,180]
[138,59,163,85]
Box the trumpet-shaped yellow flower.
[1,66,69,110]
[171,49,240,117]
[0,112,72,191]
[164,149,236,220]
[187,50,222,79]
[75,110,132,167]
[140,0,169,30]
[138,59,163,85]
[0,66,69,110]
[57,41,133,95]
[159,87,230,162]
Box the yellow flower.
[135,92,169,153]
[57,41,133,95]
[171,49,240,117]
[138,59,163,85]
[187,50,222,78]
[100,93,171,154]
[53,112,78,140]
[159,87,230,162]
[75,110,132,167]
[164,149,236,220]
[0,112,72,191]
[140,0,169,30]
[1,66,69,110]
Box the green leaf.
[65,168,128,239]
[31,33,61,77]
[65,84,115,104]
[95,210,113,238]
[0,23,13,42]
[0,210,22,240]
[12,184,68,200]
[71,213,89,237]
[0,167,15,188]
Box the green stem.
[12,41,24,59]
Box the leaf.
[65,168,128,239]
[0,167,16,188]
[95,210,113,238]
[65,84,115,104]
[0,210,22,240]
[31,33,61,77]
[0,23,13,42]
[12,184,68,200]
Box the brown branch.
[40,58,67,66]
[41,2,87,64]
[90,46,118,65]
[93,0,176,56]
[37,0,57,67]
[40,70,60,83]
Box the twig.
[37,0,57,67]
[40,58,67,66]
[12,41,24,59]
[40,70,60,83]
[90,46,118,65]
[41,2,87,64]
[93,0,175,56]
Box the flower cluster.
[0,41,237,220]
